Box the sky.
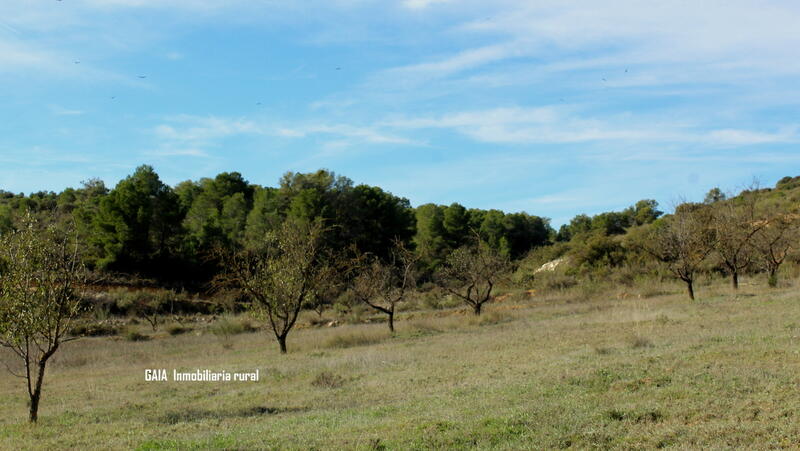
[0,0,798,226]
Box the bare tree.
[436,237,509,315]
[0,214,85,423]
[750,211,799,287]
[351,241,418,332]
[217,218,329,354]
[641,204,714,300]
[710,190,765,290]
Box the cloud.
[382,107,799,147]
[49,105,84,116]
[0,39,53,72]
[153,115,422,157]
[275,123,418,145]
[154,116,261,143]
[383,107,663,144]
[705,128,799,146]
[401,0,454,10]
[363,0,800,97]
[384,43,520,81]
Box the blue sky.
[1,0,798,226]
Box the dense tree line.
[0,165,554,289]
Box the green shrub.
[535,272,578,292]
[124,329,150,342]
[70,322,119,337]
[208,316,257,336]
[166,323,191,336]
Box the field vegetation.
[2,272,800,449]
[2,169,800,448]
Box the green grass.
[2,278,800,449]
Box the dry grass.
[2,275,800,449]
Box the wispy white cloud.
[382,107,799,146]
[49,105,84,116]
[154,116,262,143]
[705,127,799,146]
[361,0,800,100]
[0,39,53,71]
[154,115,422,154]
[275,123,418,145]
[401,0,454,10]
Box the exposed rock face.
[534,257,567,274]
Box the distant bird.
[602,78,607,81]
[335,67,341,70]
[625,69,628,73]
[256,102,262,105]
[74,60,80,64]
[111,96,116,99]
[137,75,147,79]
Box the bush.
[166,323,191,336]
[209,316,259,337]
[124,329,150,342]
[311,371,346,389]
[513,242,571,286]
[70,322,119,337]
[535,272,578,292]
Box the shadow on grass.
[157,405,307,424]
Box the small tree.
[306,260,345,318]
[121,290,169,331]
[436,237,509,315]
[750,212,799,287]
[351,241,418,332]
[218,218,328,354]
[710,193,765,290]
[0,214,84,423]
[641,204,714,300]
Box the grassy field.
[2,278,800,450]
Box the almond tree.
[750,211,799,287]
[351,241,418,332]
[436,237,509,315]
[0,214,85,423]
[710,192,765,290]
[218,218,329,354]
[642,204,714,300]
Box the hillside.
[2,276,799,449]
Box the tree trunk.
[29,391,40,423]
[387,311,395,333]
[686,279,695,301]
[29,360,48,423]
[277,335,287,354]
[473,303,482,315]
[731,271,739,290]
[768,267,778,288]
